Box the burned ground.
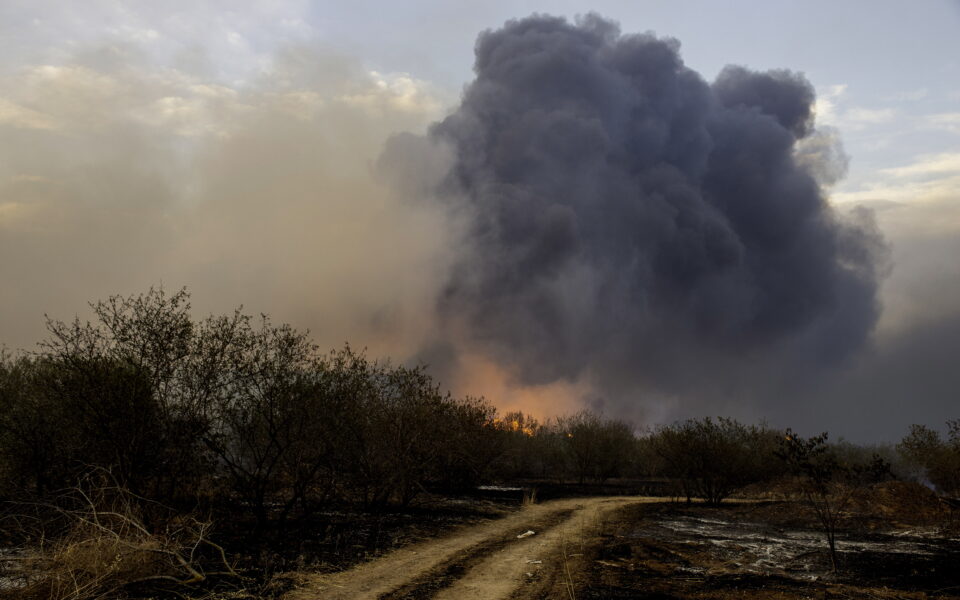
[277,483,960,600]
[575,498,960,600]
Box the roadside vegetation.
[0,288,957,599]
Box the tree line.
[1,288,958,532]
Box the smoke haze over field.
[0,42,457,362]
[2,4,960,441]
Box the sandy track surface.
[284,495,657,600]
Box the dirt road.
[284,495,655,600]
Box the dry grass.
[1,478,241,600]
[849,480,945,523]
[522,488,538,507]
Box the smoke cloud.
[3,10,919,433]
[382,14,888,416]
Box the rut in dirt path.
[284,496,654,600]
[431,497,638,600]
[377,508,576,600]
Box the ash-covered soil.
[578,499,960,599]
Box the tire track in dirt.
[284,496,656,600]
[284,498,586,600]
[378,508,575,600]
[433,497,639,600]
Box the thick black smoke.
[384,14,886,408]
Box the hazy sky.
[1,1,958,441]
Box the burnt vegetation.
[0,288,957,599]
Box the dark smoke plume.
[383,14,886,410]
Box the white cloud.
[880,152,960,179]
[337,71,446,116]
[831,153,960,212]
[0,97,56,129]
[831,174,960,206]
[885,88,928,102]
[813,84,896,132]
[844,106,896,125]
[0,0,319,86]
[927,112,960,134]
[813,83,847,125]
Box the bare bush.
[197,315,330,531]
[777,430,858,573]
[557,411,637,484]
[649,417,781,505]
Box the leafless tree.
[650,417,781,505]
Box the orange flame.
[491,417,536,436]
